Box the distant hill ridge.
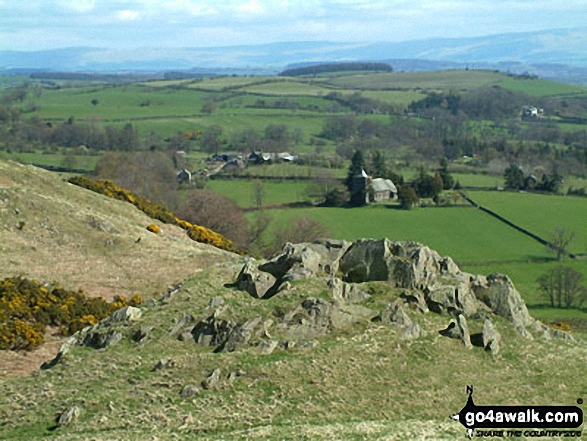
[1,27,587,84]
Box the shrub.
[146,224,160,234]
[0,277,143,350]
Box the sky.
[1,0,587,51]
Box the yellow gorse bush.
[0,277,143,351]
[69,176,240,253]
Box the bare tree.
[253,180,265,210]
[95,151,178,209]
[268,216,330,256]
[549,227,576,261]
[537,266,586,308]
[177,189,249,250]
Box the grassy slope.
[0,159,231,300]
[0,266,584,440]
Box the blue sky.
[1,0,586,51]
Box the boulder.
[259,239,351,280]
[219,317,262,352]
[202,368,222,390]
[472,274,534,331]
[57,406,80,428]
[424,277,482,316]
[338,239,464,290]
[400,290,429,314]
[81,329,123,349]
[373,301,422,340]
[440,314,472,349]
[328,278,371,305]
[180,385,200,398]
[482,319,501,355]
[132,325,152,343]
[234,260,279,299]
[259,340,279,355]
[191,313,237,348]
[103,306,142,326]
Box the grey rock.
[440,314,472,348]
[328,278,371,304]
[132,325,152,343]
[482,319,501,355]
[228,370,246,383]
[374,301,422,340]
[472,274,534,332]
[191,313,237,348]
[259,340,279,355]
[82,329,123,349]
[202,368,222,390]
[400,290,429,314]
[169,313,195,337]
[260,239,351,280]
[221,317,262,352]
[57,406,80,428]
[210,297,224,308]
[235,260,279,299]
[102,306,142,326]
[153,358,174,371]
[180,385,200,398]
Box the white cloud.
[64,0,96,13]
[238,0,264,14]
[116,9,141,21]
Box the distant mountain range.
[2,27,587,84]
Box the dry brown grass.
[0,160,239,377]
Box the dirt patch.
[0,176,12,188]
[0,328,62,380]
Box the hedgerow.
[68,176,239,253]
[0,277,142,351]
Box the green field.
[326,70,505,91]
[466,190,587,253]
[0,150,98,171]
[242,80,334,96]
[206,180,311,208]
[499,77,587,97]
[252,205,551,264]
[23,85,213,121]
[188,76,280,91]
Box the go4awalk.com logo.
[451,386,584,439]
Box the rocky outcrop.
[225,237,575,355]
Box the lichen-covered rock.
[259,239,351,280]
[328,278,371,304]
[373,301,422,340]
[440,314,472,349]
[103,306,142,326]
[191,313,237,348]
[57,406,80,428]
[234,260,279,299]
[482,319,501,355]
[472,274,534,331]
[201,368,222,390]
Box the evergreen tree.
[504,164,525,189]
[437,158,455,189]
[345,150,365,188]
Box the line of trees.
[279,62,392,77]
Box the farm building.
[371,178,397,201]
[350,170,397,204]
